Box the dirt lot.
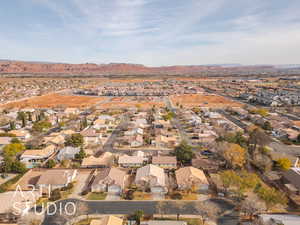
[109,79,163,83]
[293,121,300,127]
[99,101,164,109]
[2,93,107,109]
[170,94,242,108]
[99,96,165,109]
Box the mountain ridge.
[0,59,289,76]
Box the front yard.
[133,191,152,200]
[153,217,204,225]
[166,191,198,200]
[86,192,107,200]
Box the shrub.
[170,192,183,200]
[81,190,89,196]
[125,190,134,200]
[49,189,61,201]
[45,159,56,168]
[276,158,292,171]
[66,183,74,190]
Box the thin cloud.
[2,0,300,65]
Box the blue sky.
[1,0,300,66]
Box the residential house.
[9,129,31,141]
[118,154,146,168]
[36,169,77,192]
[20,145,56,168]
[43,134,65,146]
[283,159,300,193]
[124,127,143,136]
[130,134,143,147]
[258,214,300,225]
[133,150,145,157]
[90,216,123,225]
[198,130,218,145]
[135,118,147,125]
[0,137,12,149]
[154,120,172,129]
[206,112,222,119]
[57,146,80,161]
[176,167,209,192]
[135,164,167,193]
[81,152,114,168]
[152,156,177,169]
[64,108,79,115]
[80,128,101,146]
[59,129,76,136]
[91,168,128,194]
[93,115,116,130]
[192,156,221,172]
[189,115,202,126]
[282,128,299,141]
[155,135,178,148]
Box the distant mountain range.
[0,59,299,76]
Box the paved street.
[217,110,247,130]
[269,141,300,157]
[69,172,92,199]
[100,115,129,154]
[165,97,194,146]
[41,198,237,225]
[217,110,300,158]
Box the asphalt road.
[217,110,247,130]
[101,115,129,154]
[41,198,237,225]
[269,141,300,157]
[275,110,300,121]
[165,97,194,146]
[217,110,300,158]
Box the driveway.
[69,172,92,199]
[152,193,165,200]
[105,193,121,200]
[269,141,300,157]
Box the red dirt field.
[99,100,165,109]
[1,93,107,109]
[170,94,242,108]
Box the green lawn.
[87,192,107,200]
[61,184,75,199]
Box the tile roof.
[118,155,145,164]
[90,216,123,225]
[0,137,12,145]
[93,168,127,189]
[152,156,177,164]
[135,164,165,187]
[36,169,77,186]
[175,166,208,186]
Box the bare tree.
[240,195,266,220]
[195,201,220,224]
[248,128,270,155]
